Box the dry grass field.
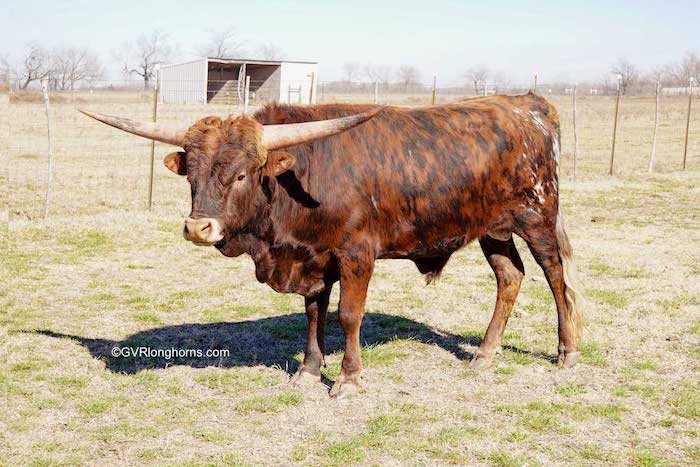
[1,90,699,466]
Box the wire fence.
[3,76,698,224]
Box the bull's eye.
[237,173,246,181]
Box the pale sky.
[2,0,698,85]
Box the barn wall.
[207,63,242,103]
[159,59,208,104]
[279,62,318,104]
[248,65,281,103]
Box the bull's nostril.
[201,223,211,232]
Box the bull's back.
[255,94,560,254]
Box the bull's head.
[78,108,380,248]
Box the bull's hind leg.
[518,212,584,368]
[291,286,332,385]
[470,235,525,368]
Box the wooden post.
[682,77,695,170]
[373,80,378,104]
[243,75,250,115]
[147,75,159,210]
[572,84,578,181]
[609,74,622,176]
[533,73,538,93]
[431,74,437,105]
[41,79,53,219]
[648,81,660,173]
[308,72,315,104]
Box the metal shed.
[158,57,318,105]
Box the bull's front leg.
[291,286,332,386]
[329,251,374,399]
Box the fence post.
[431,74,437,105]
[308,72,315,104]
[147,74,159,210]
[373,80,378,104]
[40,79,53,219]
[572,84,578,181]
[0,94,8,230]
[648,81,660,173]
[533,73,538,93]
[682,77,695,170]
[609,74,622,176]
[243,75,250,115]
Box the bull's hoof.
[468,349,498,369]
[329,379,361,400]
[557,350,581,368]
[290,366,322,386]
[468,355,494,369]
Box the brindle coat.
[171,92,584,398]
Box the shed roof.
[160,57,317,69]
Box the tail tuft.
[555,211,584,346]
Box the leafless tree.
[464,66,489,95]
[342,62,360,83]
[364,64,393,84]
[49,47,103,90]
[198,27,245,58]
[256,43,285,61]
[0,53,10,88]
[17,44,51,89]
[492,71,511,94]
[610,58,638,95]
[397,65,420,91]
[647,65,668,85]
[669,51,699,85]
[118,30,172,89]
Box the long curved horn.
[77,109,187,147]
[262,107,383,150]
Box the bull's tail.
[555,210,584,346]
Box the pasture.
[1,92,699,465]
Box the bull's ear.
[163,151,187,175]
[264,151,296,176]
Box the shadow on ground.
[28,312,554,374]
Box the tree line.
[463,54,699,96]
[0,27,285,91]
[1,32,697,95]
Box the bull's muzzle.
[183,217,224,246]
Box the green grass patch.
[630,449,666,467]
[588,288,629,308]
[577,444,620,463]
[486,451,535,467]
[191,428,231,444]
[434,425,484,444]
[195,367,285,393]
[367,414,402,437]
[556,383,587,397]
[57,230,112,256]
[581,341,608,367]
[360,342,410,367]
[669,386,699,419]
[235,390,302,414]
[324,437,365,466]
[133,311,162,324]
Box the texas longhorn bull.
[79,92,584,398]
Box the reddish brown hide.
[170,93,584,397]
